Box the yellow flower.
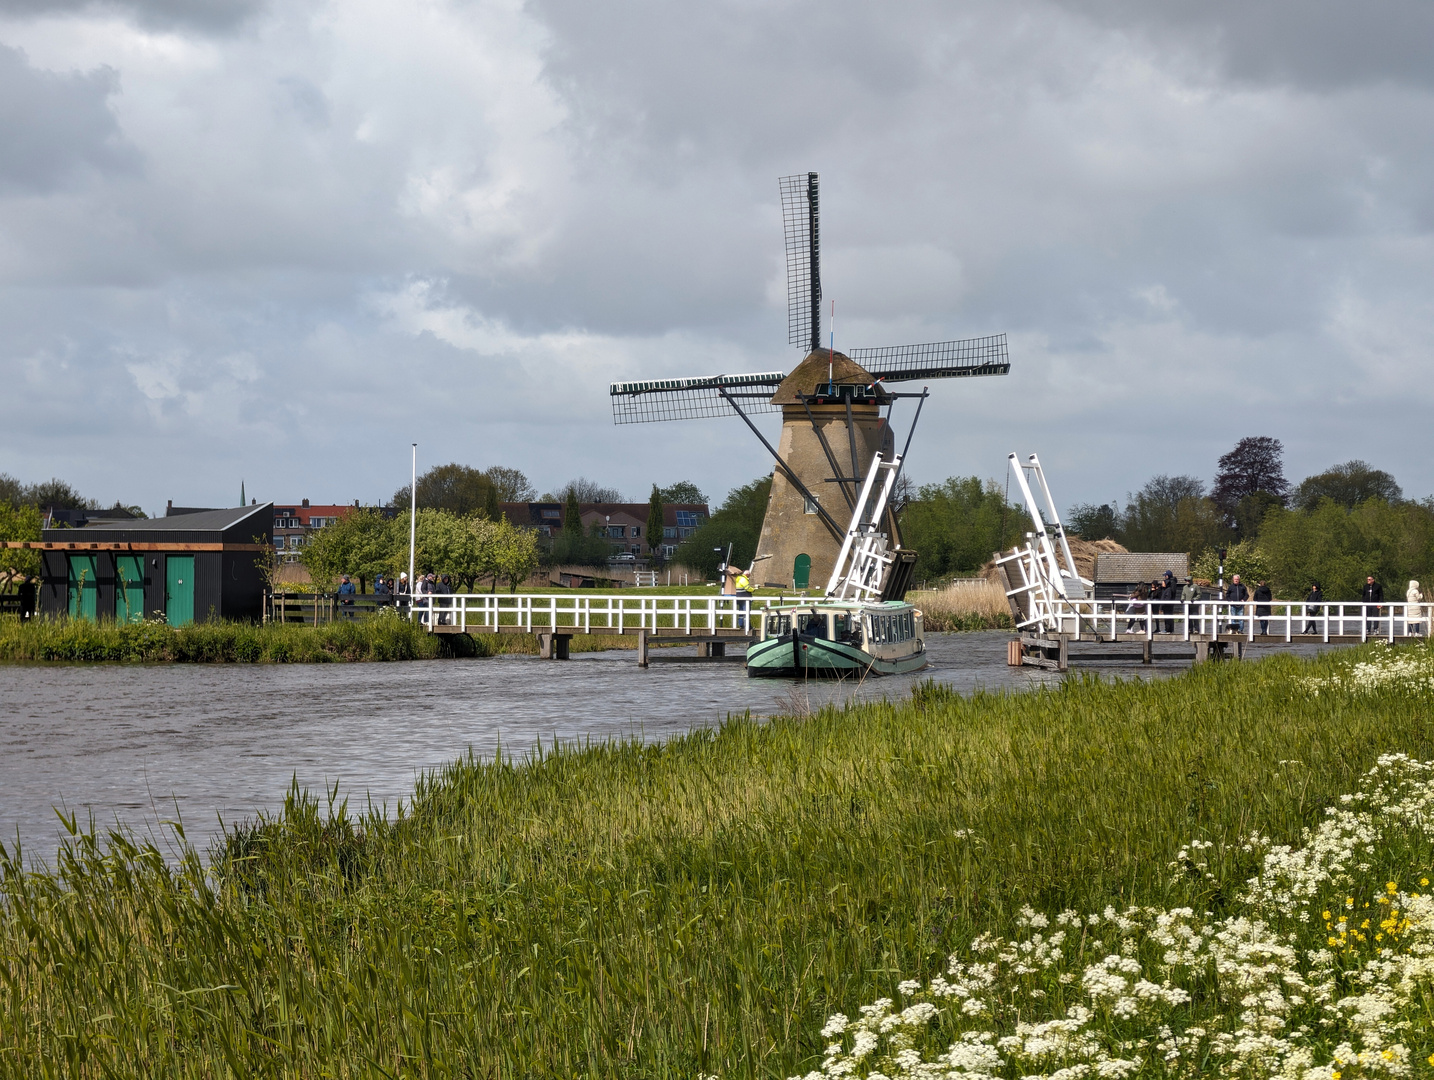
[1420,877,1429,887]
[1386,881,1398,893]
[1323,910,1332,921]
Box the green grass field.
[0,616,634,662]
[2,643,1433,1077]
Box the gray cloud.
[2,0,1434,514]
[0,44,134,193]
[0,0,262,34]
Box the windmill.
[611,172,1011,590]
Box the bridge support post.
[1142,639,1152,665]
[1057,636,1068,672]
[1193,641,1209,664]
[538,633,572,660]
[638,629,649,667]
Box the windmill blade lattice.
[610,372,786,424]
[779,172,821,351]
[851,334,1009,382]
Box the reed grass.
[908,577,1013,631]
[0,616,636,663]
[2,643,1432,1076]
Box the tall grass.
[908,577,1012,631]
[0,616,634,663]
[1,644,1432,1076]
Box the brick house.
[498,503,708,557]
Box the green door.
[793,553,811,590]
[115,555,145,623]
[67,555,99,619]
[166,555,195,626]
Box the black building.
[36,504,274,624]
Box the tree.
[393,463,499,518]
[493,518,541,592]
[300,508,394,592]
[1293,461,1402,511]
[551,489,610,567]
[657,481,706,505]
[1118,475,1227,554]
[646,485,665,558]
[541,477,624,504]
[484,466,536,502]
[1067,503,1119,540]
[25,478,94,511]
[0,474,23,506]
[1255,498,1434,600]
[1191,539,1273,591]
[673,476,772,578]
[900,476,1026,581]
[0,502,42,585]
[1212,437,1288,527]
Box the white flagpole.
[408,443,417,591]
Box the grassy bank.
[2,644,1433,1076]
[909,578,1013,631]
[0,616,634,662]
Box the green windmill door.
[793,553,811,590]
[166,555,195,626]
[67,555,99,619]
[115,555,145,623]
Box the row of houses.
[16,498,710,624]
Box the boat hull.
[745,633,928,678]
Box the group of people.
[1123,570,1201,634]
[1123,572,1427,637]
[333,571,460,624]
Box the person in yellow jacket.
[725,565,753,628]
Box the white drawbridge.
[825,450,903,601]
[995,452,1093,631]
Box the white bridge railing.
[1018,598,1430,644]
[407,593,801,634]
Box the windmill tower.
[611,173,1011,590]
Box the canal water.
[0,633,1326,863]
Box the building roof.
[770,348,887,405]
[46,504,274,542]
[1093,552,1190,583]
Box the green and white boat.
[746,449,928,678]
[746,599,927,677]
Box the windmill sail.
[779,173,821,352]
[851,334,1009,382]
[610,372,786,424]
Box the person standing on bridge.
[1254,580,1273,637]
[1407,579,1425,637]
[1181,577,1201,635]
[731,566,753,630]
[1227,574,1249,634]
[1363,575,1384,635]
[1303,581,1324,635]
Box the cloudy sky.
[1,0,1431,515]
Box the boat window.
[769,614,791,636]
[797,613,824,638]
[832,614,850,639]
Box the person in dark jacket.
[1226,574,1249,634]
[1159,570,1178,634]
[1363,575,1384,635]
[1303,581,1323,635]
[337,574,357,619]
[1254,580,1273,636]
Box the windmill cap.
[770,348,887,405]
